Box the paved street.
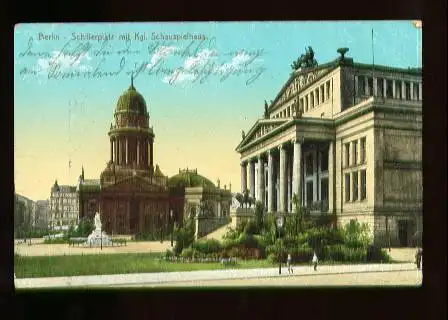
[14,240,173,256]
[130,270,422,287]
[15,263,421,289]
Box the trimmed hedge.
[43,238,70,244]
[266,243,390,264]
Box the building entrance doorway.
[398,220,409,247]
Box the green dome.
[168,169,216,188]
[116,85,148,115]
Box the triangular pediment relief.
[273,67,332,108]
[102,175,166,194]
[238,119,288,150]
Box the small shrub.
[43,238,69,244]
[222,227,240,241]
[367,245,391,262]
[174,219,195,255]
[323,245,367,262]
[342,220,372,248]
[226,246,261,260]
[112,238,127,244]
[164,249,175,259]
[244,220,259,235]
[291,246,314,263]
[267,253,278,264]
[180,247,195,259]
[191,239,222,255]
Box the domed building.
[168,168,232,239]
[78,77,170,235]
[77,78,232,237]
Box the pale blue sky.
[14,21,422,200]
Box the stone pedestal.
[230,207,255,230]
[84,212,113,247]
[85,229,113,246]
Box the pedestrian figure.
[312,252,318,271]
[287,253,293,274]
[415,248,423,270]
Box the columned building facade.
[236,51,422,247]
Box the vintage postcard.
[14,21,422,289]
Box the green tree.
[292,193,308,233]
[173,216,195,255]
[343,220,372,248]
[243,189,250,208]
[76,217,94,237]
[254,201,264,233]
[235,193,244,208]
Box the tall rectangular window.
[367,77,374,96]
[360,169,367,200]
[352,171,359,201]
[320,85,325,102]
[306,181,314,205]
[345,173,351,202]
[396,81,402,99]
[315,88,320,105]
[306,154,313,176]
[386,79,393,98]
[326,81,331,100]
[358,76,365,95]
[305,95,309,111]
[344,143,350,167]
[413,82,419,100]
[352,141,358,165]
[360,137,366,163]
[320,149,328,172]
[405,82,411,100]
[310,92,314,107]
[320,178,328,202]
[377,78,384,97]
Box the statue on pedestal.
[264,100,269,119]
[94,212,102,231]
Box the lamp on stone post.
[276,215,284,275]
[170,210,174,247]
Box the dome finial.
[131,72,134,88]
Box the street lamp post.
[170,210,174,247]
[276,216,284,275]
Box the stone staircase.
[202,222,233,241]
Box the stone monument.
[84,212,113,247]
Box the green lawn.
[14,253,275,278]
[14,253,400,279]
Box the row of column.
[241,139,335,214]
[355,76,422,101]
[110,136,154,168]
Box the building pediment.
[271,66,334,111]
[237,119,288,151]
[102,175,166,194]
